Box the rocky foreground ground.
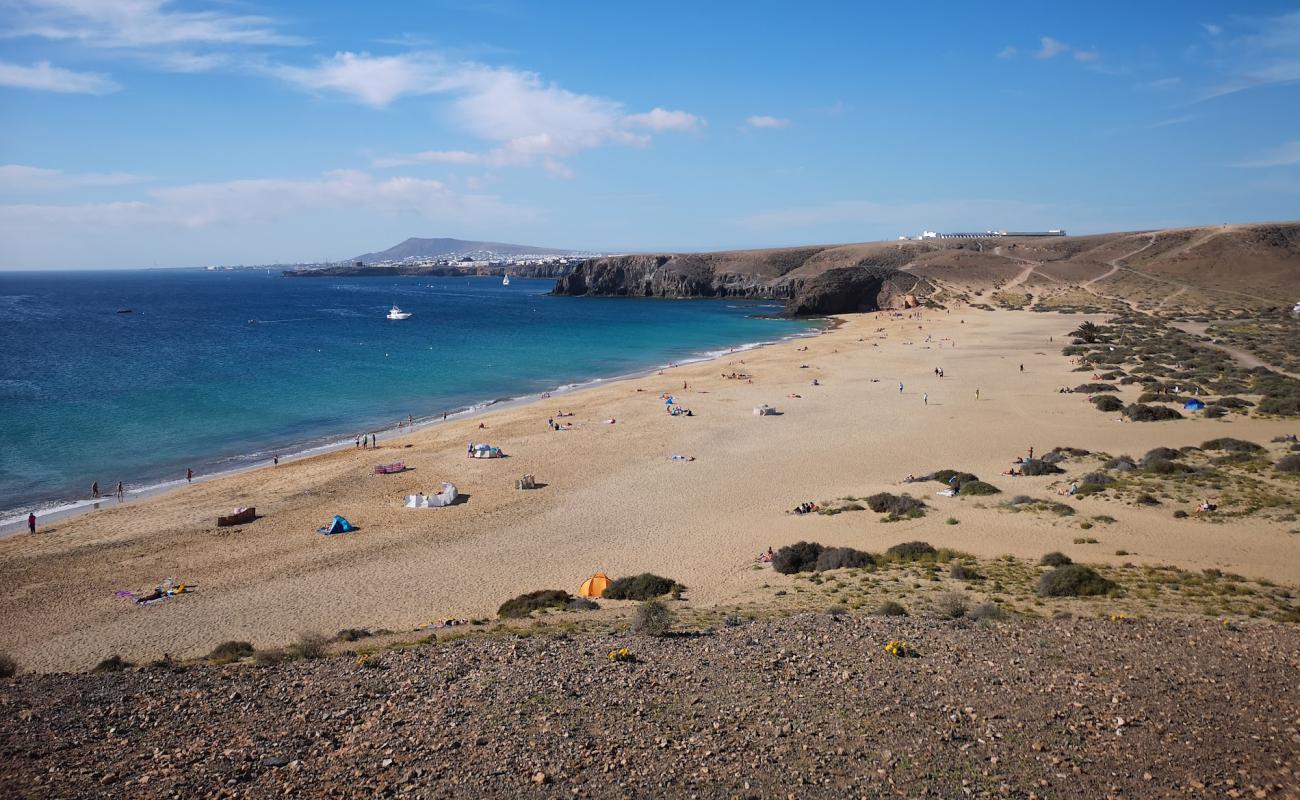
[2,615,1298,799]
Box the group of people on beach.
[791,501,818,515]
[355,433,378,449]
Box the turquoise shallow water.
[0,270,816,520]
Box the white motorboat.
[387,305,412,320]
[502,274,510,286]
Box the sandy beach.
[3,307,1297,672]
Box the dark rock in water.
[782,266,930,316]
[116,309,133,314]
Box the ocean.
[0,269,817,523]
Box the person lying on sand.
[670,454,695,462]
[1003,468,1021,476]
[1196,499,1218,513]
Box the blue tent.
[321,515,353,535]
[1184,399,1206,411]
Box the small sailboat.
[387,305,412,320]
[502,273,510,286]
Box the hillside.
[553,221,1300,313]
[354,237,577,263]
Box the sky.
[1,1,1298,269]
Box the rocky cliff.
[551,248,932,316]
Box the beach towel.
[936,489,957,497]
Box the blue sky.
[1,0,1298,268]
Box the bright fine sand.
[3,308,1298,672]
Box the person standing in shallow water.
[116,481,124,500]
[91,481,99,499]
[186,468,193,483]
[28,512,36,534]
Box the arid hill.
[553,222,1300,313]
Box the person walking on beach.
[116,481,124,500]
[355,435,360,449]
[975,388,980,400]
[186,468,193,483]
[898,382,904,393]
[273,455,279,467]
[91,481,99,499]
[28,512,36,534]
[1019,364,1024,372]
[923,392,929,406]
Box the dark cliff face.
[283,263,575,279]
[552,255,930,316]
[782,267,931,316]
[551,255,791,299]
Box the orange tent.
[579,572,611,598]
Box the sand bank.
[2,308,1297,672]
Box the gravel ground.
[2,615,1298,799]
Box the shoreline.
[0,319,826,537]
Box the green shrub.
[287,633,328,660]
[1200,438,1264,454]
[1020,459,1065,476]
[632,599,672,637]
[1092,395,1125,413]
[206,640,255,664]
[1173,509,1189,519]
[1038,565,1117,597]
[1277,454,1300,474]
[813,547,876,572]
[1039,551,1073,567]
[949,563,983,581]
[865,493,927,516]
[886,541,937,561]
[603,573,680,601]
[874,601,908,617]
[959,480,1000,496]
[0,653,16,678]
[567,597,600,611]
[1074,383,1118,393]
[773,541,824,574]
[254,648,287,667]
[92,655,132,673]
[497,589,572,618]
[1124,404,1183,422]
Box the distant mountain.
[354,237,577,263]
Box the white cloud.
[1232,139,1300,168]
[0,164,148,190]
[1035,36,1071,59]
[997,45,1017,59]
[298,52,700,174]
[0,59,118,93]
[1143,114,1194,129]
[745,115,790,129]
[624,107,702,132]
[0,169,529,266]
[1072,49,1101,62]
[1138,76,1181,90]
[1197,10,1300,100]
[1202,23,1222,36]
[0,0,300,48]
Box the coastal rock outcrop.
[551,254,791,299]
[783,266,932,316]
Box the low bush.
[254,648,287,667]
[632,600,672,637]
[1135,493,1161,506]
[772,541,824,574]
[1020,459,1065,476]
[1124,404,1183,422]
[1215,397,1253,409]
[865,493,927,516]
[1039,551,1073,567]
[874,601,908,617]
[968,603,1005,622]
[333,629,372,643]
[1053,446,1091,457]
[813,547,876,572]
[288,633,328,660]
[1173,509,1189,519]
[567,597,600,611]
[1276,454,1300,473]
[1142,447,1181,463]
[1079,471,1114,485]
[1074,383,1118,393]
[92,655,133,673]
[949,563,983,581]
[959,480,1000,496]
[1092,395,1125,413]
[1144,458,1193,475]
[206,640,255,664]
[886,541,938,561]
[1104,456,1136,470]
[1200,437,1264,454]
[603,573,680,601]
[0,653,16,678]
[934,591,968,619]
[1038,565,1117,597]
[497,589,572,618]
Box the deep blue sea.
[0,270,816,521]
